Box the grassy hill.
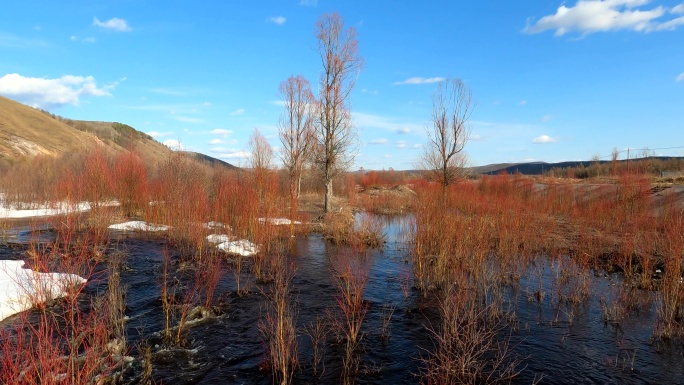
[0,95,102,159]
[0,96,237,170]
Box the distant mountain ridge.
[470,158,684,176]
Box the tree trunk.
[324,179,333,213]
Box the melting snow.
[108,221,170,232]
[258,217,302,225]
[216,239,259,256]
[0,198,119,219]
[0,260,87,321]
[206,234,232,244]
[203,221,229,230]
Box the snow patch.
[108,221,169,232]
[0,260,87,321]
[203,221,229,230]
[206,234,232,244]
[216,239,259,256]
[0,196,119,219]
[258,217,302,226]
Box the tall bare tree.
[420,78,473,196]
[248,128,274,201]
[278,75,314,200]
[313,13,364,213]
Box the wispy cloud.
[210,128,233,136]
[0,73,114,109]
[523,0,684,36]
[70,35,96,43]
[209,138,224,144]
[541,114,553,122]
[230,108,245,116]
[396,127,411,134]
[519,100,528,106]
[396,141,407,148]
[532,134,557,144]
[147,131,173,138]
[269,16,286,25]
[299,0,318,6]
[677,72,684,82]
[393,77,445,85]
[369,138,388,145]
[93,17,131,32]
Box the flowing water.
[1,215,683,384]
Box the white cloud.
[219,151,250,159]
[393,77,445,85]
[93,17,131,32]
[396,141,407,148]
[677,72,684,81]
[523,0,684,36]
[412,144,423,149]
[541,114,553,122]
[0,73,113,109]
[163,139,184,150]
[397,127,411,134]
[269,16,286,25]
[369,138,388,145]
[210,128,233,136]
[470,134,484,141]
[230,108,245,116]
[147,131,173,138]
[209,138,224,144]
[532,134,557,144]
[519,100,528,106]
[299,0,318,6]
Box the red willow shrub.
[112,150,149,217]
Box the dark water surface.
[1,215,683,384]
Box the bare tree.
[611,147,620,175]
[278,75,314,200]
[313,13,364,213]
[420,78,473,195]
[249,128,274,201]
[249,128,274,171]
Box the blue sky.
[1,0,683,170]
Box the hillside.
[178,151,239,170]
[0,95,102,158]
[0,96,241,171]
[0,96,171,167]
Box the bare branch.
[312,13,364,212]
[419,78,474,191]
